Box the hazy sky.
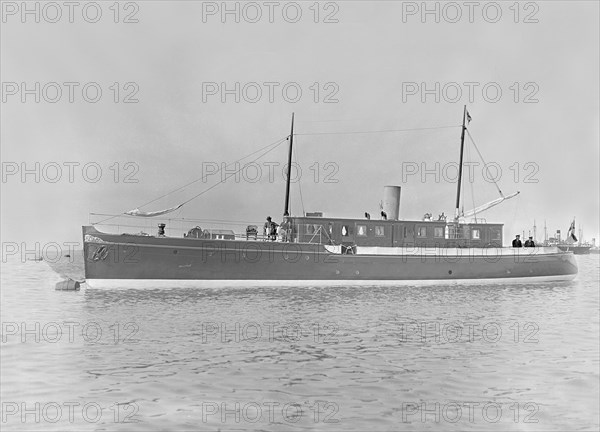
[1,1,599,253]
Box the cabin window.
[305,224,322,235]
[341,225,349,236]
[446,225,465,239]
[417,226,427,237]
[375,226,384,236]
[472,229,480,240]
[490,227,501,240]
[446,225,454,239]
[434,227,444,238]
[357,225,367,236]
[463,226,470,239]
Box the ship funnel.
[382,186,401,220]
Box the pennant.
[466,110,472,124]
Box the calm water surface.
[1,255,598,431]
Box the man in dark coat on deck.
[512,235,523,248]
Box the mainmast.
[454,105,467,221]
[283,113,295,217]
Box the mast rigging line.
[93,136,288,225]
[93,123,464,225]
[295,125,461,136]
[178,137,287,207]
[465,128,504,198]
[139,136,288,209]
[292,136,306,217]
[90,213,270,226]
[466,139,477,222]
[455,125,519,221]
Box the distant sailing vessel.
[82,108,577,287]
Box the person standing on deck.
[279,219,290,242]
[512,235,523,247]
[264,217,272,239]
[270,220,279,240]
[264,216,278,241]
[524,236,536,247]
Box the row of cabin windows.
[417,227,499,240]
[355,225,385,237]
[414,226,445,238]
[305,224,386,237]
[304,223,500,241]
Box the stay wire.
[178,138,288,207]
[292,135,306,217]
[139,136,288,209]
[94,137,288,225]
[466,128,504,198]
[295,125,461,136]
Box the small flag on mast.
[466,110,472,124]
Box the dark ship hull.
[83,226,577,288]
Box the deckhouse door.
[403,224,415,246]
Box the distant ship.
[556,245,592,255]
[82,108,577,288]
[543,221,592,255]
